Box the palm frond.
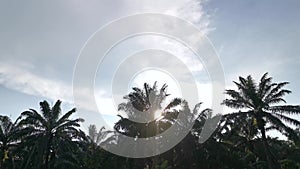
[20,109,47,127]
[52,100,62,122]
[265,82,289,100]
[266,98,286,104]
[164,98,182,110]
[269,105,300,115]
[258,75,272,97]
[224,89,253,107]
[273,113,300,127]
[264,112,292,134]
[222,99,250,109]
[40,100,51,121]
[56,108,76,126]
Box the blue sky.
[0,0,299,133]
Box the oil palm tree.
[0,115,23,169]
[222,72,300,169]
[18,100,85,169]
[114,82,187,138]
[114,82,203,169]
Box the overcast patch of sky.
[0,0,300,131]
[0,0,210,82]
[0,0,211,121]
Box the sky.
[0,0,300,135]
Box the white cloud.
[119,0,212,75]
[0,62,73,102]
[0,62,122,116]
[120,0,211,32]
[0,0,214,120]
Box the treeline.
[0,73,300,169]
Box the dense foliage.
[0,73,300,169]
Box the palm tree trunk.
[44,134,53,169]
[260,128,280,169]
[12,155,15,169]
[0,147,4,169]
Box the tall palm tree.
[0,115,22,169]
[18,100,85,169]
[222,72,300,169]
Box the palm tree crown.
[223,73,300,134]
[114,82,188,138]
[222,72,300,169]
[19,100,85,169]
[0,115,22,169]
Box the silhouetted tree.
[222,73,300,169]
[18,100,85,169]
[0,115,23,169]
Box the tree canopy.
[0,73,299,169]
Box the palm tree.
[88,125,105,145]
[222,72,300,169]
[114,82,199,168]
[18,100,85,169]
[0,115,22,169]
[81,125,119,169]
[114,82,185,138]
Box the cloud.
[0,0,214,119]
[0,62,73,102]
[119,0,212,75]
[0,62,121,116]
[120,0,211,31]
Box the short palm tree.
[19,100,85,169]
[222,73,300,169]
